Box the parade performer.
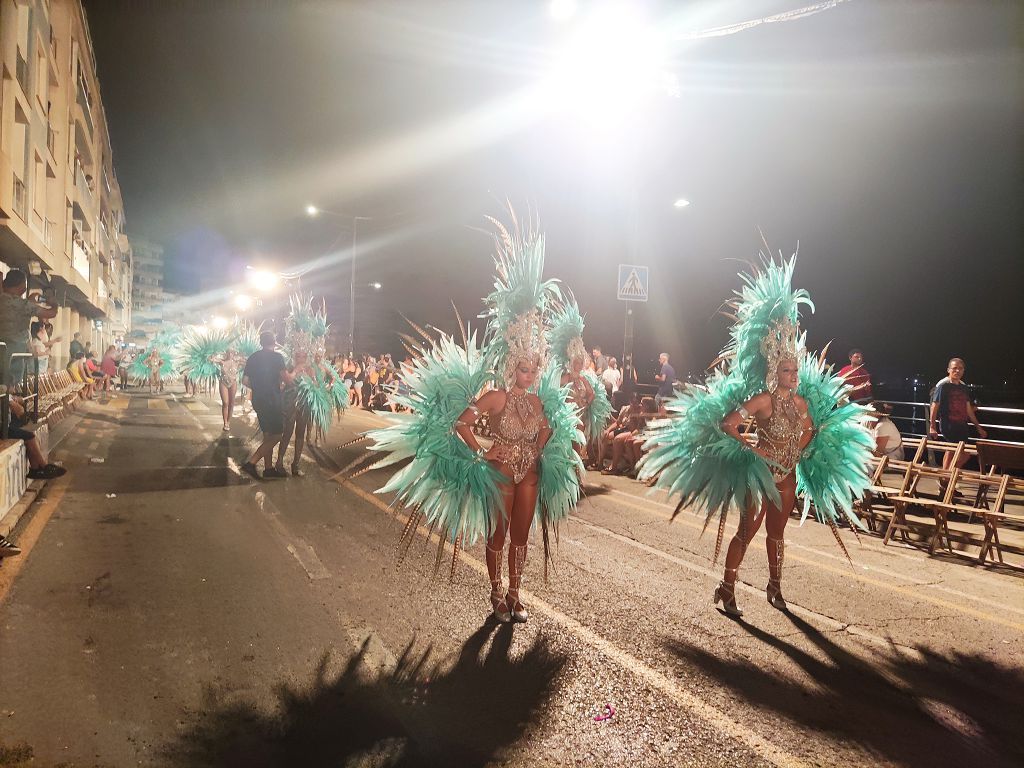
[363,214,583,623]
[275,294,348,476]
[547,297,613,462]
[638,252,874,617]
[176,321,260,431]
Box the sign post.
[617,264,649,398]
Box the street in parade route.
[0,390,1021,768]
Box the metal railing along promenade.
[874,398,1024,447]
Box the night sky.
[83,0,1022,386]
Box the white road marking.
[254,490,331,581]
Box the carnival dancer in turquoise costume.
[363,213,583,624]
[547,296,613,463]
[275,294,347,476]
[176,320,261,430]
[638,252,874,618]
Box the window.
[34,152,46,218]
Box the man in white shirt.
[601,357,621,397]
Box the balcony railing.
[15,48,29,95]
[12,176,26,219]
[76,77,94,135]
[46,123,56,158]
[75,164,94,211]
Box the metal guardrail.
[875,398,1024,447]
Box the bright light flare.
[545,4,672,133]
[305,204,319,217]
[246,268,279,293]
[211,316,229,330]
[673,198,691,209]
[233,293,253,311]
[369,281,382,290]
[549,0,577,22]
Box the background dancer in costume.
[275,348,313,477]
[212,347,244,431]
[361,213,582,625]
[546,298,611,469]
[145,348,164,394]
[455,355,552,623]
[716,355,813,616]
[639,253,874,619]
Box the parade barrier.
[855,437,1024,565]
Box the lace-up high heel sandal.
[487,546,512,623]
[507,544,529,623]
[713,568,743,618]
[766,537,788,611]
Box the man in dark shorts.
[928,357,987,471]
[241,331,287,479]
[654,352,676,408]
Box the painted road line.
[604,485,1024,620]
[185,401,209,412]
[147,398,169,410]
[599,488,1024,632]
[339,479,805,768]
[253,491,331,581]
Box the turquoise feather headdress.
[547,297,587,374]
[284,293,329,363]
[481,212,561,387]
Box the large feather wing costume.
[639,255,873,560]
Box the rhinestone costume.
[493,389,543,483]
[215,353,241,388]
[754,391,805,482]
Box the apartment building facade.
[0,0,132,367]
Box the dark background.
[83,0,1023,386]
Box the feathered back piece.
[150,327,181,378]
[481,211,560,387]
[547,297,587,374]
[284,293,329,363]
[234,319,262,359]
[174,324,233,387]
[639,251,872,562]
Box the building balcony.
[12,175,27,220]
[15,48,29,96]
[43,219,57,252]
[75,78,94,137]
[46,123,56,159]
[75,165,95,216]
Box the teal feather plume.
[536,367,585,528]
[174,325,232,387]
[365,332,506,545]
[296,364,348,441]
[234,320,262,359]
[547,299,585,373]
[581,369,613,443]
[796,353,874,527]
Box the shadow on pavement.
[663,611,1024,768]
[162,622,566,767]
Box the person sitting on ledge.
[6,393,67,481]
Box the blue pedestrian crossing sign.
[617,264,649,302]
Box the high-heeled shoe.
[506,590,529,623]
[713,581,743,618]
[491,588,512,623]
[766,579,788,611]
[291,463,304,477]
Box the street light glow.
[233,293,253,311]
[545,4,671,133]
[246,268,279,293]
[369,281,382,290]
[674,198,690,209]
[210,315,229,330]
[305,204,319,217]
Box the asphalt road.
[0,390,1022,768]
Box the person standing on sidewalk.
[1,270,58,384]
[241,330,288,479]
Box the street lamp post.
[306,205,371,357]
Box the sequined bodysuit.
[217,354,240,388]
[754,391,806,483]
[493,390,543,483]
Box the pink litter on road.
[594,703,615,722]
